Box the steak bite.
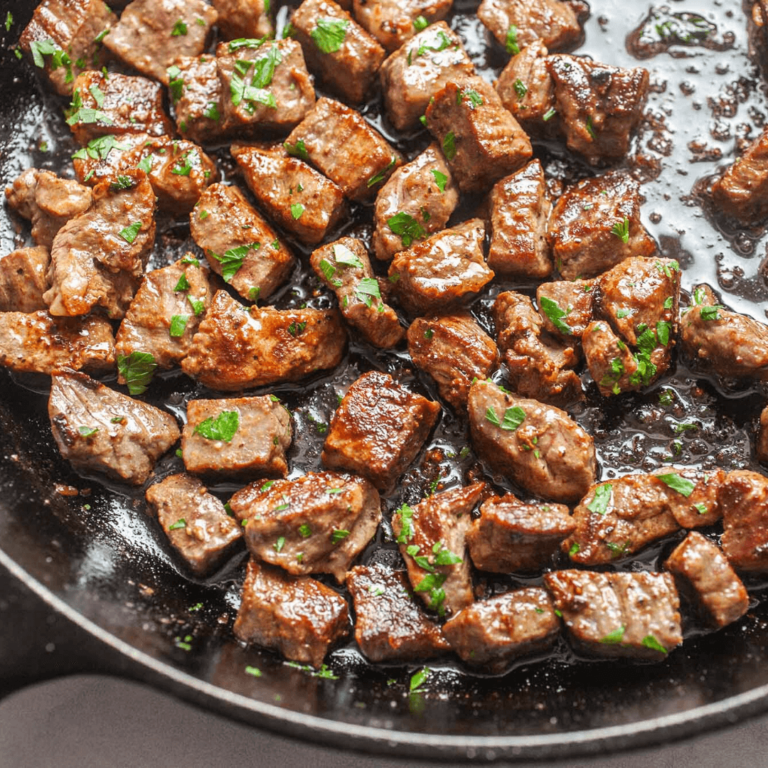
[0,312,115,375]
[407,312,499,410]
[229,471,381,582]
[720,470,768,572]
[310,238,404,349]
[72,133,148,188]
[544,570,682,660]
[190,183,294,303]
[49,372,180,486]
[467,379,596,503]
[347,564,450,662]
[665,532,749,629]
[425,77,533,194]
[353,0,452,52]
[372,144,459,262]
[182,291,347,391]
[392,483,485,616]
[45,170,156,320]
[103,0,217,85]
[536,279,594,339]
[467,494,575,573]
[442,588,559,671]
[547,55,650,165]
[170,56,225,145]
[232,143,347,246]
[388,219,493,315]
[0,247,50,313]
[145,473,242,577]
[212,0,274,40]
[233,559,349,668]
[379,22,475,131]
[115,256,213,372]
[5,169,93,249]
[321,370,440,492]
[285,98,402,202]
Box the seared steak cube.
[442,588,559,671]
[582,320,648,396]
[548,172,657,280]
[190,183,294,302]
[234,559,349,668]
[721,470,768,572]
[0,312,115,375]
[232,143,347,246]
[536,279,594,339]
[182,396,292,479]
[72,133,148,188]
[353,0,452,52]
[0,247,50,313]
[321,370,440,492]
[285,98,402,202]
[212,0,274,40]
[372,143,459,262]
[407,312,499,410]
[182,291,347,391]
[712,127,768,224]
[468,379,596,503]
[346,564,450,662]
[544,570,682,660]
[49,372,180,486]
[145,473,242,577]
[291,0,385,105]
[425,77,533,194]
[115,256,213,372]
[758,405,768,465]
[389,219,493,315]
[379,22,475,131]
[230,471,381,582]
[467,494,575,572]
[310,238,404,349]
[392,483,486,616]
[488,160,553,278]
[170,56,225,145]
[103,0,217,85]
[665,532,749,629]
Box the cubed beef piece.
[468,379,596,503]
[536,279,594,339]
[681,285,768,381]
[467,494,574,572]
[310,238,404,349]
[291,0,385,105]
[353,0,452,52]
[103,0,217,85]
[548,172,657,280]
[321,370,440,492]
[145,473,242,577]
[407,312,499,410]
[443,588,559,672]
[182,291,347,390]
[392,483,485,616]
[45,170,156,320]
[5,169,93,249]
[0,312,115,375]
[379,22,475,131]
[0,247,50,313]
[548,54,649,165]
[711,127,768,225]
[233,559,349,667]
[182,396,292,479]
[721,470,768,572]
[544,570,682,660]
[19,0,114,96]
[285,98,402,202]
[190,183,294,302]
[425,77,533,194]
[478,0,581,52]
[346,564,450,662]
[217,39,315,135]
[389,219,493,315]
[665,532,749,629]
[170,56,225,145]
[49,372,180,486]
[115,256,213,372]
[72,133,149,187]
[488,160,553,278]
[231,472,381,582]
[493,291,582,406]
[758,405,768,464]
[232,142,347,246]
[67,71,174,145]
[372,143,459,262]
[212,0,274,40]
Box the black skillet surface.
[4,0,768,761]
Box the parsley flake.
[431,169,448,192]
[284,139,309,161]
[331,529,350,544]
[657,473,695,497]
[513,78,528,99]
[505,24,520,54]
[611,217,630,244]
[387,212,426,247]
[169,314,189,338]
[587,483,612,515]
[641,634,668,654]
[539,296,573,335]
[117,352,157,395]
[194,411,240,442]
[410,667,431,692]
[367,156,396,188]
[291,202,304,219]
[600,626,626,645]
[311,18,349,53]
[442,131,456,161]
[171,19,188,36]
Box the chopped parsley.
[458,88,483,108]
[416,30,451,58]
[414,572,448,614]
[568,542,580,557]
[513,78,528,99]
[334,243,364,268]
[331,529,350,544]
[169,314,190,338]
[387,212,426,247]
[542,107,557,121]
[413,15,429,31]
[442,131,456,161]
[188,296,205,316]
[194,410,240,442]
[611,217,630,244]
[72,135,129,162]
[484,405,525,431]
[274,536,286,553]
[658,389,674,406]
[211,243,259,283]
[410,667,430,692]
[694,502,708,515]
[228,38,266,52]
[657,473,695,497]
[600,626,626,644]
[663,296,674,310]
[78,426,98,437]
[587,483,612,515]
[117,352,157,395]
[169,519,187,531]
[539,296,573,335]
[431,169,447,192]
[424,328,434,340]
[291,202,305,219]
[245,666,262,677]
[656,320,671,347]
[5,12,12,31]
[641,634,667,654]
[299,524,312,538]
[284,138,309,161]
[505,24,520,54]
[354,277,381,308]
[395,504,415,543]
[171,19,188,36]
[367,156,396,188]
[700,305,723,321]
[311,18,349,53]
[287,321,307,337]
[174,273,190,292]
[118,221,142,244]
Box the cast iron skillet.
[4,0,768,761]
